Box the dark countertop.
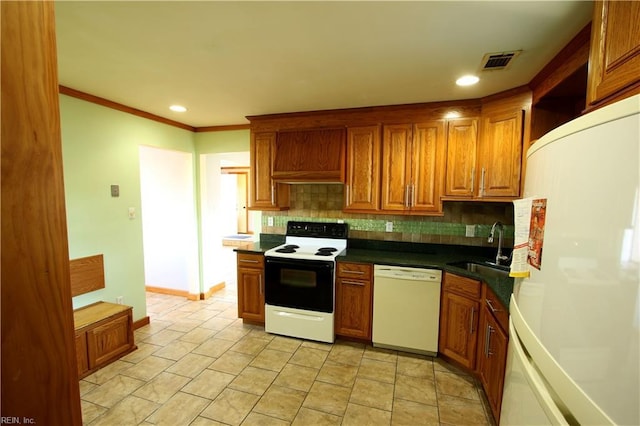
[233,240,281,253]
[234,235,514,311]
[337,248,513,310]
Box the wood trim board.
[70,254,105,297]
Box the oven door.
[264,256,334,313]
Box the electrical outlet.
[128,207,136,219]
[465,225,475,237]
[267,217,274,227]
[116,296,123,304]
[385,221,393,232]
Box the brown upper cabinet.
[444,90,528,200]
[587,0,640,108]
[249,131,289,210]
[344,125,381,212]
[272,128,346,182]
[477,98,525,198]
[380,121,446,214]
[444,118,479,197]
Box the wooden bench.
[70,254,137,378]
[74,301,136,378]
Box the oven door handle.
[271,309,324,321]
[265,257,334,269]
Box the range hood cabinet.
[271,128,346,183]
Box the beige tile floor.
[81,274,492,425]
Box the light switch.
[110,184,119,197]
[128,207,136,219]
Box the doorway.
[139,146,199,296]
[221,167,250,235]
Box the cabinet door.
[381,124,412,211]
[344,126,381,212]
[477,306,509,423]
[250,132,289,210]
[87,314,131,368]
[411,121,445,213]
[439,291,479,369]
[250,132,276,209]
[477,109,523,198]
[75,332,89,376]
[237,267,265,323]
[273,128,346,181]
[587,1,640,106]
[444,118,478,197]
[335,277,372,339]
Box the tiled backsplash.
[262,184,514,248]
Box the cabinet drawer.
[443,272,481,299]
[237,253,264,269]
[483,284,509,332]
[337,262,372,279]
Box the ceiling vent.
[480,51,521,71]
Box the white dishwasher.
[372,265,442,356]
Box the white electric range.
[263,221,348,343]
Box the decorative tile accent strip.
[260,184,515,248]
[261,216,514,238]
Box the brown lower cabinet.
[439,272,510,424]
[237,252,265,323]
[438,272,481,369]
[335,261,373,340]
[74,302,136,379]
[476,284,509,423]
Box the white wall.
[200,151,259,290]
[139,145,199,294]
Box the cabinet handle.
[485,298,499,313]
[470,167,475,194]
[342,270,365,275]
[480,168,486,197]
[469,307,475,333]
[484,324,495,357]
[271,183,275,205]
[411,184,416,207]
[341,280,365,286]
[404,185,410,208]
[240,259,260,264]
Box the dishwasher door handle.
[375,272,440,282]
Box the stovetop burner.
[264,221,348,261]
[315,247,338,256]
[275,244,300,253]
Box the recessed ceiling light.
[169,105,187,112]
[456,75,480,86]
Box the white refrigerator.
[500,95,640,425]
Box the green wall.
[194,129,250,154]
[60,95,197,321]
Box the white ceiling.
[54,1,593,128]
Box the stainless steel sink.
[447,261,510,280]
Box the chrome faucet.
[488,221,509,265]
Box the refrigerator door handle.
[510,297,614,425]
[507,318,569,424]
